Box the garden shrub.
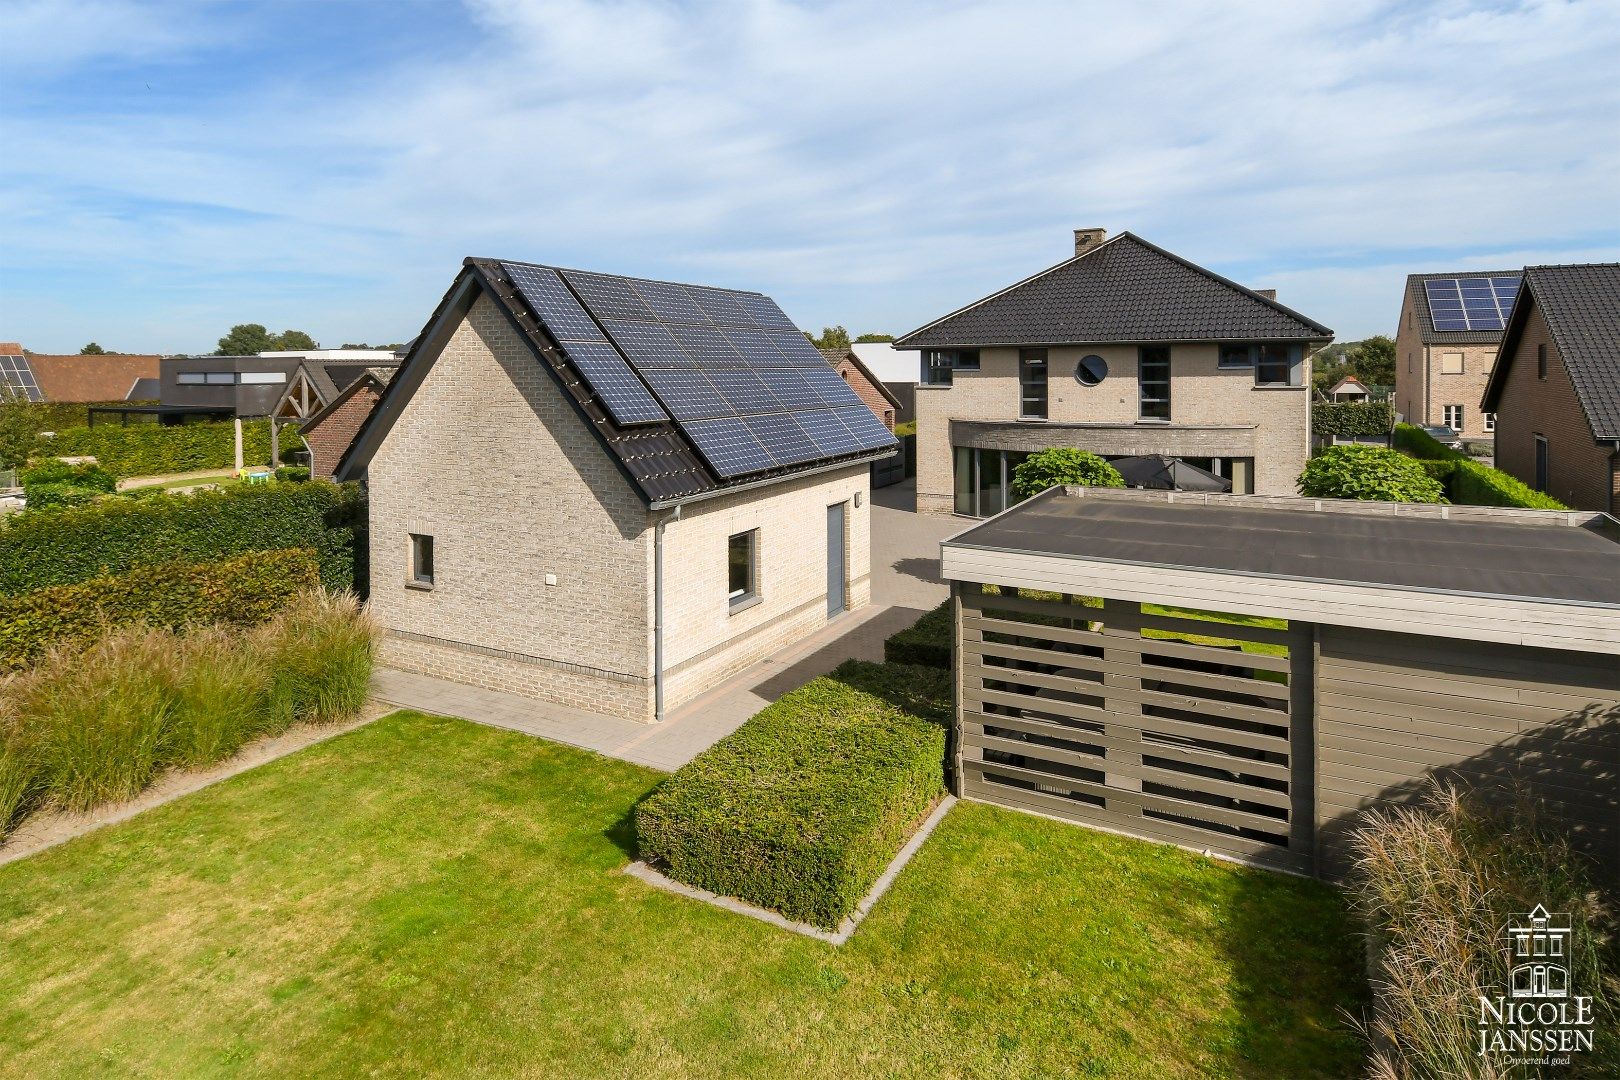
[1450,458,1571,510]
[18,483,101,511]
[884,600,952,669]
[19,459,118,510]
[1414,459,1458,484]
[1011,448,1124,497]
[39,419,304,478]
[0,479,362,595]
[275,465,311,482]
[1350,784,1619,1078]
[1297,445,1447,503]
[1392,422,1464,461]
[0,590,377,838]
[1312,401,1393,438]
[0,548,319,671]
[636,660,950,929]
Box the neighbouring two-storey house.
[1481,263,1620,513]
[337,258,896,724]
[893,230,1333,515]
[1393,270,1520,441]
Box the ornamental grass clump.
[1349,783,1619,1079]
[259,590,379,727]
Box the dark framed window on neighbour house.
[1019,348,1048,418]
[1138,346,1171,421]
[921,349,979,386]
[1537,343,1547,379]
[728,530,758,610]
[1218,344,1253,369]
[1254,343,1303,387]
[409,533,434,588]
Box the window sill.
[1135,418,1172,425]
[1252,384,1306,390]
[1017,415,1049,422]
[405,579,434,592]
[728,594,762,615]
[917,383,953,390]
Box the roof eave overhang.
[647,448,894,510]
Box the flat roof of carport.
[944,488,1620,607]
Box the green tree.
[1010,448,1125,497]
[855,332,895,343]
[215,325,318,355]
[1296,445,1445,503]
[79,342,107,355]
[805,326,851,352]
[0,386,38,470]
[1350,335,1396,388]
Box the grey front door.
[827,502,846,616]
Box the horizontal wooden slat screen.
[955,585,1315,875]
[1315,625,1620,880]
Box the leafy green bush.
[1350,784,1618,1079]
[1011,448,1124,497]
[20,459,117,492]
[1414,459,1458,484]
[38,419,304,478]
[0,591,377,836]
[0,548,319,670]
[1297,445,1447,503]
[21,401,156,434]
[1450,459,1571,510]
[18,483,101,511]
[884,600,952,669]
[1392,422,1464,461]
[1312,401,1393,437]
[637,660,950,929]
[275,466,311,482]
[0,480,362,596]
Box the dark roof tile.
[1483,263,1620,439]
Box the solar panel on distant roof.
[1423,275,1520,332]
[0,350,43,402]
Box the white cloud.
[2,0,1618,350]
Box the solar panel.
[1423,275,1520,332]
[601,320,693,369]
[706,369,782,413]
[502,263,669,426]
[735,293,798,331]
[688,285,757,327]
[742,412,820,465]
[765,330,831,366]
[641,367,730,420]
[835,405,897,451]
[794,409,862,456]
[564,270,656,321]
[631,280,709,324]
[0,352,43,401]
[669,324,744,367]
[682,416,772,477]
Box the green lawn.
[0,711,1366,1078]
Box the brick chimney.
[1254,288,1277,300]
[1073,228,1107,256]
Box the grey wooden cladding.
[1315,625,1620,879]
[955,587,1315,875]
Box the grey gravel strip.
[624,795,957,945]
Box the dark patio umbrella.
[1109,454,1232,493]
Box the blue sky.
[2,0,1617,354]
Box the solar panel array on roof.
[0,350,42,402]
[498,261,895,480]
[1424,275,1521,332]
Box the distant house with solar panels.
[893,228,1333,515]
[336,258,898,724]
[0,343,162,404]
[1393,270,1521,441]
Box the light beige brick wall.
[1493,304,1615,513]
[660,463,870,710]
[1394,288,1500,439]
[916,343,1310,512]
[366,293,657,722]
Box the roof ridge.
[466,255,771,300]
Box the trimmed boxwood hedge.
[1392,424,1569,509]
[636,660,950,930]
[0,480,363,596]
[39,419,304,478]
[0,547,319,670]
[1312,401,1393,437]
[883,600,952,668]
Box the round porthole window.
[1076,354,1108,386]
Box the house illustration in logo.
[1508,905,1571,999]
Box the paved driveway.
[373,478,966,770]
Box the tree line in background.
[1312,334,1395,397]
[802,326,895,351]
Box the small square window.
[1218,344,1253,369]
[1254,344,1300,387]
[409,533,434,588]
[1483,411,1496,433]
[1440,352,1464,374]
[728,530,758,609]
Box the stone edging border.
[623,795,957,945]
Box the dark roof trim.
[895,231,1332,348]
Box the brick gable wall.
[834,356,896,430]
[303,384,381,478]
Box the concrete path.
[374,478,965,771]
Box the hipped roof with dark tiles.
[1402,269,1521,345]
[895,232,1332,349]
[1482,263,1620,440]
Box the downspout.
[653,504,681,723]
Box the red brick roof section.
[26,353,163,402]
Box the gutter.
[646,449,894,511]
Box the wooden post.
[233,417,244,473]
[270,418,280,471]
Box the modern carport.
[939,487,1620,879]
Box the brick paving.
[372,479,965,771]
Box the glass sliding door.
[976,448,1004,517]
[953,446,975,515]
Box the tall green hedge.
[884,601,952,668]
[1392,424,1569,510]
[38,419,304,478]
[27,401,157,434]
[1312,401,1393,437]
[0,548,319,670]
[0,480,363,596]
[636,660,949,930]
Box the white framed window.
[728,530,758,610]
[1440,352,1464,374]
[1483,412,1496,433]
[239,370,287,385]
[1443,404,1464,431]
